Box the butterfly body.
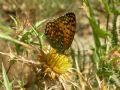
[45,12,76,53]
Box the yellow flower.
[40,48,72,79]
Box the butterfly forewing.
[45,12,76,53]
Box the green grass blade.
[0,33,32,49]
[100,0,111,14]
[2,63,12,90]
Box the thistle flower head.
[39,48,72,79]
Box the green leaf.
[92,49,100,69]
[100,0,111,14]
[88,17,101,48]
[2,63,12,90]
[111,4,120,15]
[96,28,111,38]
[0,33,32,49]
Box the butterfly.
[45,12,76,53]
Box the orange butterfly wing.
[45,12,76,53]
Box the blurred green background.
[0,0,120,90]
